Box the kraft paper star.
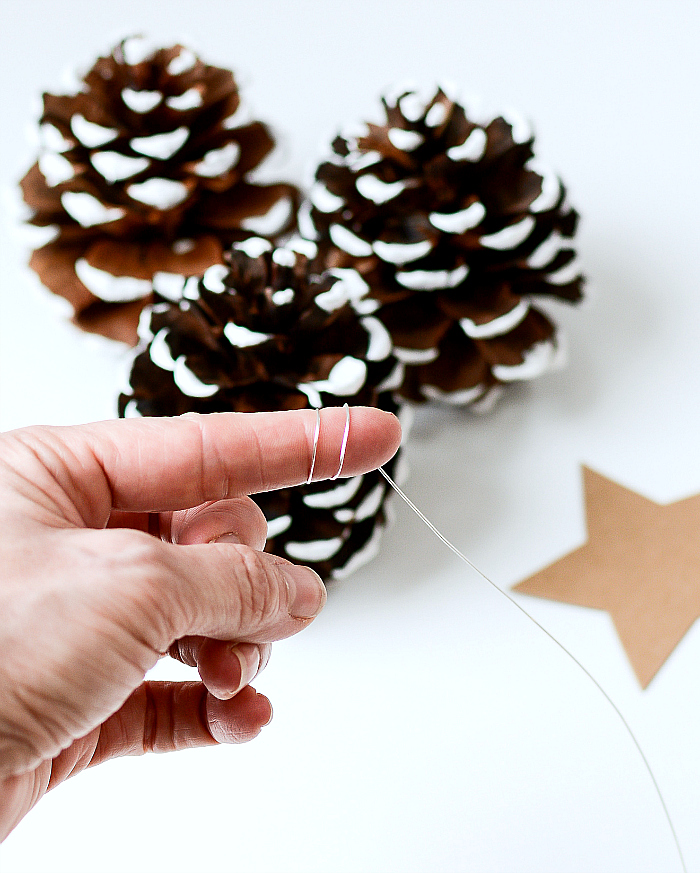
[514,467,700,688]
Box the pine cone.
[119,239,404,581]
[303,86,584,407]
[20,36,299,344]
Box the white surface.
[1,1,700,871]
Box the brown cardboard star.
[514,466,700,688]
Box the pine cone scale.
[193,183,297,232]
[22,163,73,219]
[476,308,556,367]
[77,298,151,343]
[84,236,223,279]
[29,241,92,309]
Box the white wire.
[331,403,350,480]
[306,407,321,484]
[378,465,687,873]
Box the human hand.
[0,407,401,840]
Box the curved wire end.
[376,465,688,873]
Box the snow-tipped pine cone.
[20,36,299,344]
[303,86,584,407]
[119,239,404,580]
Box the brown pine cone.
[303,86,584,407]
[119,239,405,581]
[20,36,299,344]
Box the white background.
[2,1,700,871]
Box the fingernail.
[260,695,273,727]
[212,532,243,545]
[259,644,272,673]
[282,564,326,620]
[229,643,261,693]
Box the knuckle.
[121,531,169,576]
[113,535,171,603]
[94,528,168,582]
[232,546,283,629]
[0,732,44,779]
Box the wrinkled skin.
[0,408,401,840]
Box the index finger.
[82,407,401,512]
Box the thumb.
[109,528,327,652]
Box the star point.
[514,467,700,688]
